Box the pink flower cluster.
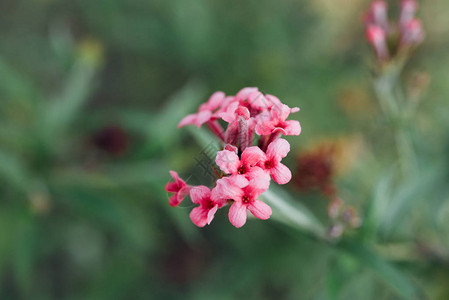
[363,0,424,62]
[165,87,301,228]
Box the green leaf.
[380,162,446,237]
[338,240,421,300]
[40,54,99,145]
[0,56,42,103]
[13,215,37,297]
[362,168,396,240]
[0,149,30,192]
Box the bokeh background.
[1,0,449,299]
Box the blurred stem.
[373,65,417,176]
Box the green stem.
[261,187,327,239]
[373,66,417,176]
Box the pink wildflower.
[255,104,301,136]
[211,171,271,228]
[216,146,265,176]
[169,87,300,228]
[258,138,292,184]
[165,171,191,207]
[189,186,222,227]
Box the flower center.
[242,195,250,203]
[205,199,215,210]
[264,160,274,169]
[238,165,247,174]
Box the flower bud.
[400,0,418,27]
[400,19,425,47]
[363,0,389,31]
[365,24,389,61]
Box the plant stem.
[373,66,417,176]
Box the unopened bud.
[366,25,389,61]
[363,0,389,31]
[400,19,425,47]
[400,0,418,27]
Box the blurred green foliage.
[1,0,449,299]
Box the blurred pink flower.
[363,0,424,62]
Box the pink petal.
[180,185,191,196]
[169,194,181,207]
[177,189,187,204]
[228,201,248,228]
[265,94,282,108]
[255,118,275,136]
[241,146,266,167]
[271,103,290,121]
[248,200,272,220]
[165,181,179,193]
[266,138,290,161]
[290,107,300,113]
[247,91,268,110]
[194,111,213,127]
[271,163,292,185]
[190,207,207,227]
[245,167,271,192]
[211,177,246,202]
[189,185,211,204]
[219,101,239,123]
[169,170,181,183]
[235,87,259,102]
[229,174,250,188]
[206,204,219,225]
[178,113,197,128]
[216,150,240,174]
[200,91,225,111]
[282,120,301,136]
[168,171,187,189]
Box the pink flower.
[165,171,191,207]
[257,138,292,184]
[216,146,266,177]
[178,91,226,128]
[255,104,301,136]
[189,186,221,227]
[212,174,271,228]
